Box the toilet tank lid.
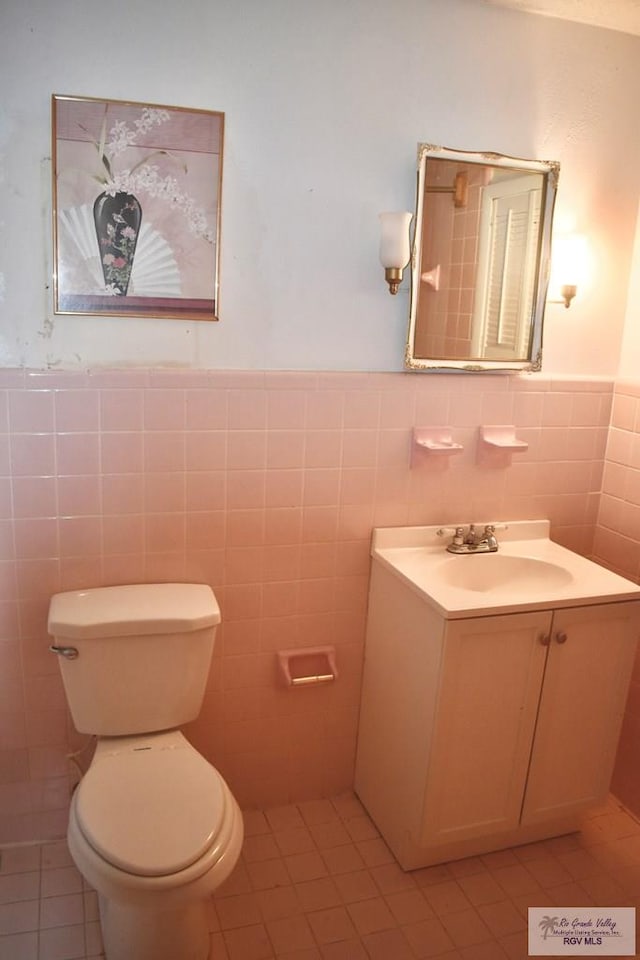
[48,583,221,639]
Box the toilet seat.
[75,739,226,877]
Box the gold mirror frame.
[406,144,560,373]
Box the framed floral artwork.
[51,95,224,321]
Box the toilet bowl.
[47,582,243,960]
[68,731,243,960]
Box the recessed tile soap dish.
[478,425,528,466]
[411,428,463,467]
[479,425,528,452]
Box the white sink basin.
[431,554,574,594]
[371,520,640,618]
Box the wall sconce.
[548,233,588,308]
[379,211,413,294]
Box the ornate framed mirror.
[406,144,560,372]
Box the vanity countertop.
[371,520,640,619]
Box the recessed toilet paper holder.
[278,646,338,687]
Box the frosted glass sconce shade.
[379,211,413,294]
[549,233,588,308]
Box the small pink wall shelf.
[411,428,463,468]
[278,646,338,687]
[478,425,528,466]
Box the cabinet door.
[521,601,640,825]
[420,610,550,847]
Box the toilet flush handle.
[49,644,79,660]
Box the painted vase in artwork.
[93,192,142,295]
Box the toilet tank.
[48,583,221,736]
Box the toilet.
[48,583,243,960]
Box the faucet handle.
[436,526,466,545]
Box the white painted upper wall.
[1,0,639,375]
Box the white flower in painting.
[109,165,214,243]
[107,110,170,159]
[87,105,213,243]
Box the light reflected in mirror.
[406,145,559,373]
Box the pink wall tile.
[12,476,57,519]
[343,392,381,430]
[56,434,100,476]
[55,390,100,432]
[228,389,268,430]
[223,583,262,622]
[541,392,574,426]
[261,582,299,621]
[185,512,225,551]
[225,546,265,584]
[267,391,307,430]
[185,431,226,471]
[143,432,185,472]
[185,472,226,511]
[228,431,267,470]
[16,560,60,604]
[145,514,185,553]
[571,392,609,427]
[101,432,144,473]
[227,510,265,547]
[379,388,416,429]
[302,506,339,543]
[342,431,377,469]
[58,517,102,558]
[18,599,51,643]
[266,432,305,469]
[265,470,303,509]
[144,551,187,583]
[185,389,228,430]
[102,553,145,586]
[144,390,185,431]
[60,556,104,591]
[8,390,55,434]
[102,473,144,515]
[144,473,185,513]
[611,393,637,430]
[305,431,342,469]
[262,545,301,583]
[0,392,8,433]
[303,469,341,507]
[100,389,144,431]
[57,476,101,517]
[227,470,266,510]
[13,518,58,561]
[11,434,55,477]
[0,585,20,633]
[0,436,11,477]
[306,391,344,430]
[595,382,640,820]
[265,508,302,546]
[0,368,624,844]
[339,469,375,506]
[102,515,144,556]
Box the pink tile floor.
[1,793,639,960]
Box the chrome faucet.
[437,524,500,554]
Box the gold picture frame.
[52,94,224,321]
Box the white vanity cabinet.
[354,560,640,870]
